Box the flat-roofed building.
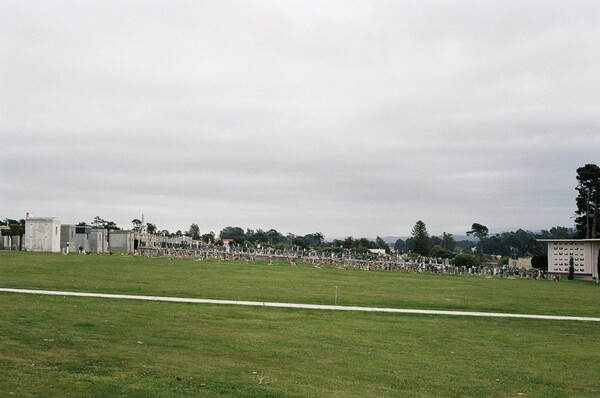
[539,239,600,280]
[61,225,108,253]
[24,214,61,252]
[108,230,135,252]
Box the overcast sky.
[1,1,599,239]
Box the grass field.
[1,251,599,397]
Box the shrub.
[531,255,548,270]
[452,253,479,267]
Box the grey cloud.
[1,1,599,237]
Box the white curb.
[1,288,598,322]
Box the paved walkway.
[2,288,599,322]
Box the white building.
[539,239,600,280]
[23,214,61,252]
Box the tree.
[430,244,452,259]
[410,220,431,256]
[531,254,548,271]
[354,237,372,252]
[89,216,120,231]
[188,223,200,240]
[201,232,215,244]
[575,164,600,238]
[568,256,575,280]
[91,216,105,228]
[538,226,575,239]
[394,238,406,252]
[453,253,479,268]
[103,220,120,230]
[484,229,537,257]
[343,236,355,249]
[286,232,295,248]
[146,223,157,234]
[467,223,488,259]
[219,226,245,243]
[431,235,442,247]
[375,236,390,253]
[441,232,456,251]
[265,229,285,245]
[313,232,324,248]
[131,219,142,233]
[292,235,309,250]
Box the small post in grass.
[335,286,338,305]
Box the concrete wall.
[90,229,108,253]
[508,257,532,269]
[109,230,134,252]
[74,225,92,252]
[24,216,61,252]
[61,225,76,253]
[60,225,91,253]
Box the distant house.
[538,239,600,280]
[368,249,387,256]
[23,214,61,252]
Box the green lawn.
[1,252,599,397]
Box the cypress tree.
[568,256,575,280]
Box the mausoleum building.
[539,239,600,280]
[23,214,61,252]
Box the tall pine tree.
[575,164,600,238]
[410,220,432,256]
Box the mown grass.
[1,251,599,316]
[1,251,599,397]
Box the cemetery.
[8,213,600,281]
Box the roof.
[537,239,600,242]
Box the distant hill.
[381,235,477,244]
[327,235,478,245]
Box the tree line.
[400,220,575,258]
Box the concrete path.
[2,288,599,322]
